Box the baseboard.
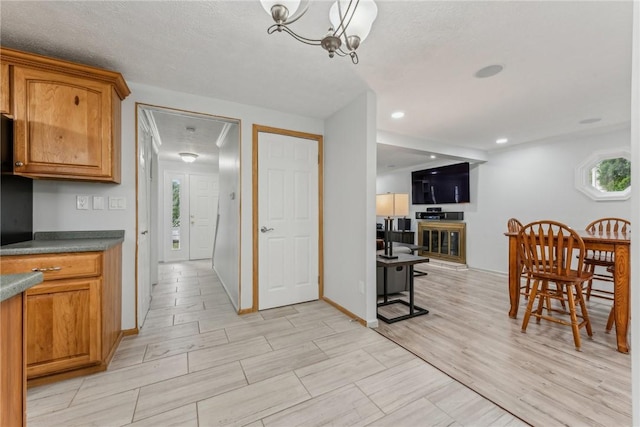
[322,296,366,327]
[122,327,138,336]
[238,308,255,315]
[422,259,469,271]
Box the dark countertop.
[0,230,125,256]
[0,272,43,302]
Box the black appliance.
[416,211,464,221]
[1,114,33,245]
[411,162,470,205]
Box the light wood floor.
[26,260,527,426]
[376,265,632,427]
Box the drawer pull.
[32,266,62,272]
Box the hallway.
[26,260,525,426]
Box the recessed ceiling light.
[579,118,601,124]
[475,64,504,78]
[391,111,405,119]
[496,138,508,144]
[430,155,436,159]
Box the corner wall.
[324,90,378,325]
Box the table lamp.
[376,193,409,259]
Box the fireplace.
[417,221,466,264]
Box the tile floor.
[26,260,527,426]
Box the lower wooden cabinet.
[1,245,122,385]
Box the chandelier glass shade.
[260,0,378,64]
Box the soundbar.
[415,211,464,221]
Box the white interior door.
[137,125,152,327]
[189,174,218,260]
[258,132,319,310]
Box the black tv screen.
[411,162,470,205]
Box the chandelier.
[260,0,378,64]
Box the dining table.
[505,228,631,353]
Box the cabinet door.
[1,63,10,115]
[12,66,115,181]
[25,278,101,379]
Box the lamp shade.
[329,0,378,42]
[376,193,409,217]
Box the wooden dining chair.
[583,218,630,301]
[507,218,531,298]
[519,220,594,351]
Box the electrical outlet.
[108,196,126,210]
[76,195,89,210]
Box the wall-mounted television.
[411,162,470,205]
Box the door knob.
[260,226,274,233]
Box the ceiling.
[0,1,633,171]
[139,105,236,165]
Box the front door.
[256,126,321,310]
[189,173,218,260]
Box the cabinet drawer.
[1,252,101,281]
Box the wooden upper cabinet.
[1,47,129,183]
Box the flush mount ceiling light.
[475,64,504,78]
[391,111,405,119]
[179,152,199,163]
[496,138,508,144]
[261,0,378,64]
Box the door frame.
[252,124,324,312]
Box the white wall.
[324,90,378,326]
[214,125,240,309]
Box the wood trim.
[252,124,324,312]
[122,327,139,337]
[1,62,11,115]
[251,125,259,312]
[134,103,141,330]
[0,47,130,99]
[237,308,254,315]
[322,296,366,326]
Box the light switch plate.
[76,195,89,210]
[93,196,105,210]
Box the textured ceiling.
[0,1,633,169]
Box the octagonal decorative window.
[575,149,631,201]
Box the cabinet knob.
[15,161,24,167]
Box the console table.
[377,253,429,323]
